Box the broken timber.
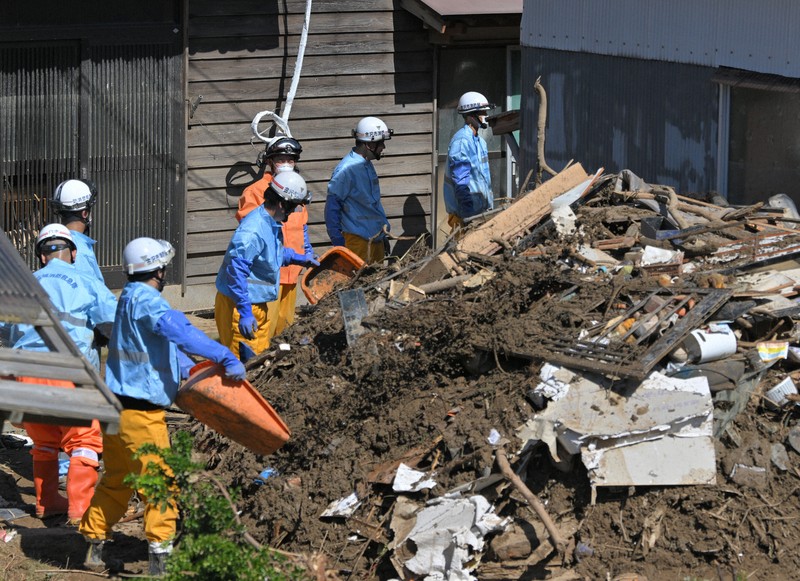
[478,288,732,381]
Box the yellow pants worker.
[81,408,178,545]
[344,232,385,265]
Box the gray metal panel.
[522,0,800,78]
[0,43,80,270]
[519,48,718,192]
[89,42,184,287]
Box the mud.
[189,256,800,580]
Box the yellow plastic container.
[176,361,290,456]
[301,246,365,305]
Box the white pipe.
[250,0,312,147]
[281,0,312,123]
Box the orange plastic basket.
[175,361,290,456]
[301,246,365,305]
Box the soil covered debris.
[190,168,800,580]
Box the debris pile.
[191,163,800,580]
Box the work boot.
[148,541,173,577]
[66,456,99,524]
[148,551,168,577]
[84,539,107,571]
[84,538,123,572]
[33,459,69,518]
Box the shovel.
[338,288,369,346]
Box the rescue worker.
[11,224,116,525]
[443,92,495,234]
[51,179,105,283]
[236,137,314,341]
[51,178,117,368]
[216,171,318,360]
[325,116,393,264]
[80,237,246,576]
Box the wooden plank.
[188,134,433,168]
[0,379,120,425]
[188,51,431,82]
[189,31,430,60]
[188,174,432,212]
[187,113,433,149]
[188,72,432,103]
[187,154,433,190]
[185,216,430,279]
[186,194,431,235]
[456,164,591,256]
[189,11,422,38]
[191,0,396,16]
[187,94,432,127]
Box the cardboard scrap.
[518,371,716,488]
[320,492,361,519]
[393,463,437,492]
[390,494,509,581]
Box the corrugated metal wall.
[185,0,434,286]
[521,0,800,78]
[519,48,719,192]
[0,43,80,269]
[89,43,184,285]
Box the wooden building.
[1,0,521,309]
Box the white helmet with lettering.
[36,223,76,253]
[353,116,393,142]
[52,179,97,213]
[457,91,494,115]
[123,237,175,275]
[270,171,311,204]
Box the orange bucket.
[175,361,290,456]
[301,246,365,305]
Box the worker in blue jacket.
[80,236,246,576]
[51,178,117,367]
[443,91,495,234]
[325,116,393,264]
[12,224,115,526]
[215,171,318,360]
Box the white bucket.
[764,376,798,410]
[683,323,737,363]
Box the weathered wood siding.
[186,0,434,286]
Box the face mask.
[275,163,294,173]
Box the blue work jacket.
[325,150,389,244]
[13,258,116,369]
[215,205,284,306]
[443,125,493,218]
[105,282,179,407]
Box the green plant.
[125,431,311,581]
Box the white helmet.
[270,171,311,204]
[52,179,97,213]
[123,237,175,275]
[457,91,494,115]
[36,223,76,254]
[353,116,393,142]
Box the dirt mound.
[190,254,800,580]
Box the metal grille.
[1,38,183,288]
[90,43,182,285]
[0,43,80,269]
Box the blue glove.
[305,251,320,266]
[283,248,319,267]
[238,310,258,340]
[156,310,247,381]
[177,350,195,380]
[324,194,346,247]
[225,255,258,339]
[452,160,475,217]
